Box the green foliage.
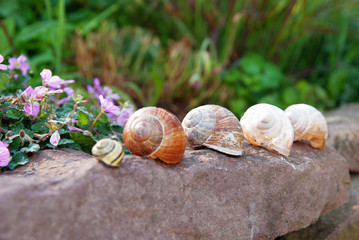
[1,0,359,116]
[0,61,132,170]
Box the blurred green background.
[1,0,358,118]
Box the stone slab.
[278,174,359,240]
[0,143,350,240]
[326,103,359,172]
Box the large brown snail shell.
[284,104,328,149]
[92,138,125,167]
[123,107,186,164]
[240,103,294,156]
[182,104,244,156]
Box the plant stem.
[0,21,17,56]
[36,130,53,143]
[88,111,103,131]
[70,103,78,119]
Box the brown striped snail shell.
[284,104,328,149]
[92,138,125,167]
[182,104,244,156]
[240,103,294,157]
[123,107,186,164]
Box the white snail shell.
[91,138,125,167]
[123,107,186,164]
[284,104,328,149]
[182,104,244,156]
[240,103,294,156]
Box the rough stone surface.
[0,143,350,240]
[325,103,359,172]
[278,174,359,240]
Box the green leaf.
[70,132,96,153]
[31,119,48,133]
[77,107,94,118]
[65,142,82,151]
[110,124,123,133]
[77,110,90,126]
[7,152,29,170]
[79,2,121,36]
[58,138,75,145]
[8,137,22,152]
[14,20,57,43]
[6,109,22,120]
[20,143,40,153]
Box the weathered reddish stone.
[0,143,350,240]
[278,174,359,240]
[326,103,359,172]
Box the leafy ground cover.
[0,55,133,169]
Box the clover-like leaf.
[77,110,90,126]
[70,132,96,153]
[31,119,48,133]
[7,152,29,170]
[58,138,75,145]
[20,143,40,153]
[6,109,23,120]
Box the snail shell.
[123,107,186,164]
[182,104,243,156]
[240,103,294,156]
[284,104,328,149]
[92,138,124,167]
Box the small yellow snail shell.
[284,104,328,149]
[123,107,186,164]
[91,138,125,167]
[182,104,244,156]
[240,103,294,156]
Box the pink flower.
[116,104,134,127]
[22,86,35,99]
[40,69,52,82]
[99,95,120,116]
[18,86,62,103]
[8,55,29,76]
[32,86,47,100]
[40,69,75,90]
[0,55,7,70]
[50,130,60,146]
[68,126,83,132]
[0,142,10,167]
[87,78,120,104]
[93,78,103,94]
[56,87,74,105]
[24,101,40,116]
[63,87,74,96]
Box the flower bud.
[82,130,93,137]
[19,130,25,139]
[5,131,12,138]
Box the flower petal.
[50,130,60,146]
[40,69,52,82]
[0,64,7,70]
[24,101,40,116]
[0,147,10,167]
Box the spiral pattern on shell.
[240,103,294,156]
[92,138,125,167]
[123,107,186,164]
[285,104,328,149]
[182,104,243,156]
